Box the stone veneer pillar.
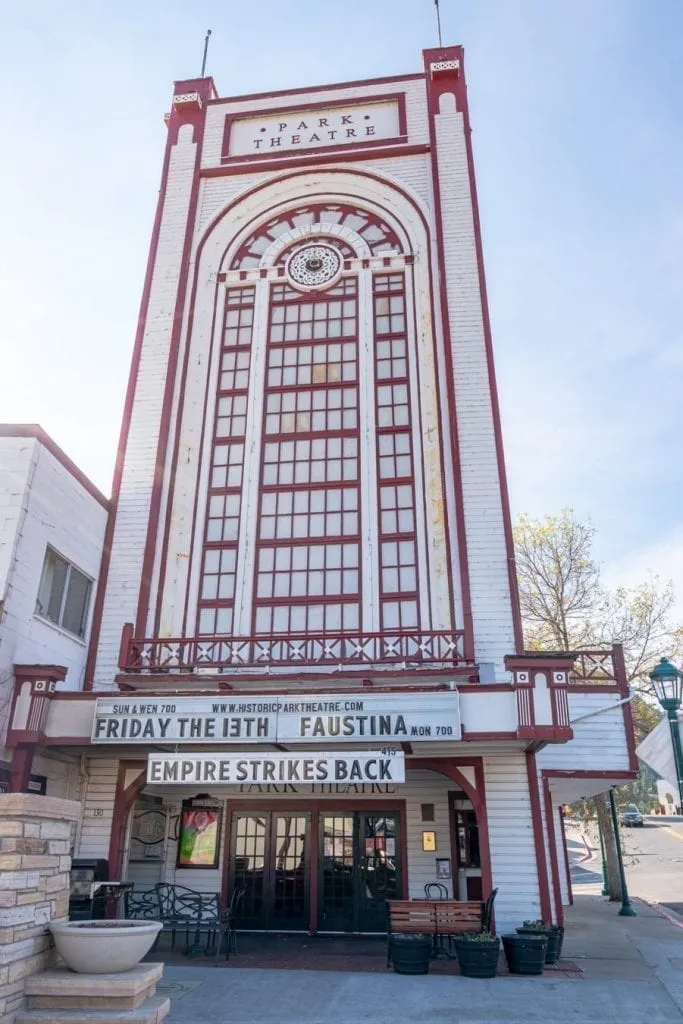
[0,794,80,1024]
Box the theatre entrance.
[228,808,403,933]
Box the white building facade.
[0,425,108,791]
[4,48,638,935]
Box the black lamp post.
[648,658,683,813]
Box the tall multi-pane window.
[198,285,254,636]
[197,205,429,640]
[374,273,419,631]
[254,275,361,635]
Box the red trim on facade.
[472,760,494,901]
[525,751,553,924]
[458,683,513,692]
[200,144,431,179]
[0,425,108,509]
[421,52,474,661]
[135,80,214,639]
[559,807,573,906]
[425,45,523,653]
[460,730,518,741]
[542,773,563,925]
[206,72,425,107]
[9,746,34,793]
[613,643,639,772]
[220,92,408,164]
[108,761,147,882]
[506,655,575,671]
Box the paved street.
[571,817,683,914]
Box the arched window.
[197,203,429,641]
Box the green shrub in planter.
[452,932,500,979]
[502,933,548,975]
[389,933,432,975]
[516,920,560,964]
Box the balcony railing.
[118,625,467,674]
[570,648,623,686]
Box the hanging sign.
[92,691,460,745]
[147,750,406,786]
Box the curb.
[634,897,683,930]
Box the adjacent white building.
[0,425,108,791]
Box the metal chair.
[424,882,449,900]
[219,885,245,959]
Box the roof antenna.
[201,29,212,77]
[434,0,443,47]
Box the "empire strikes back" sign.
[147,751,405,786]
[92,691,460,745]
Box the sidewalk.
[158,895,683,1024]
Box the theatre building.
[4,46,637,935]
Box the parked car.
[620,804,644,827]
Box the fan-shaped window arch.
[230,203,403,270]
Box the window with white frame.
[34,547,93,638]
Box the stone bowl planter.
[49,920,162,974]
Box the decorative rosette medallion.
[286,243,344,292]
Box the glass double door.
[319,812,401,933]
[231,812,310,931]
[230,809,401,933]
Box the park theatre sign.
[92,691,460,745]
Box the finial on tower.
[434,0,443,47]
[201,29,212,77]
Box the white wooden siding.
[77,759,119,859]
[484,753,541,932]
[539,692,630,772]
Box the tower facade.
[5,47,636,935]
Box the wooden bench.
[387,899,485,965]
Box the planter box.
[453,936,500,979]
[389,933,432,975]
[502,933,548,975]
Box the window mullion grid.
[198,285,255,636]
[253,278,361,636]
[373,272,419,634]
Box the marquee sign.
[92,691,460,745]
[223,96,405,159]
[147,751,406,786]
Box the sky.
[0,0,681,618]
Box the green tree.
[514,509,682,898]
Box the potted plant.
[516,919,560,964]
[389,933,432,975]
[502,931,548,975]
[452,931,500,978]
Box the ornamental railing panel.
[120,628,467,673]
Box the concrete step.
[25,965,163,1011]
[15,993,171,1024]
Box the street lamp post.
[648,658,683,814]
